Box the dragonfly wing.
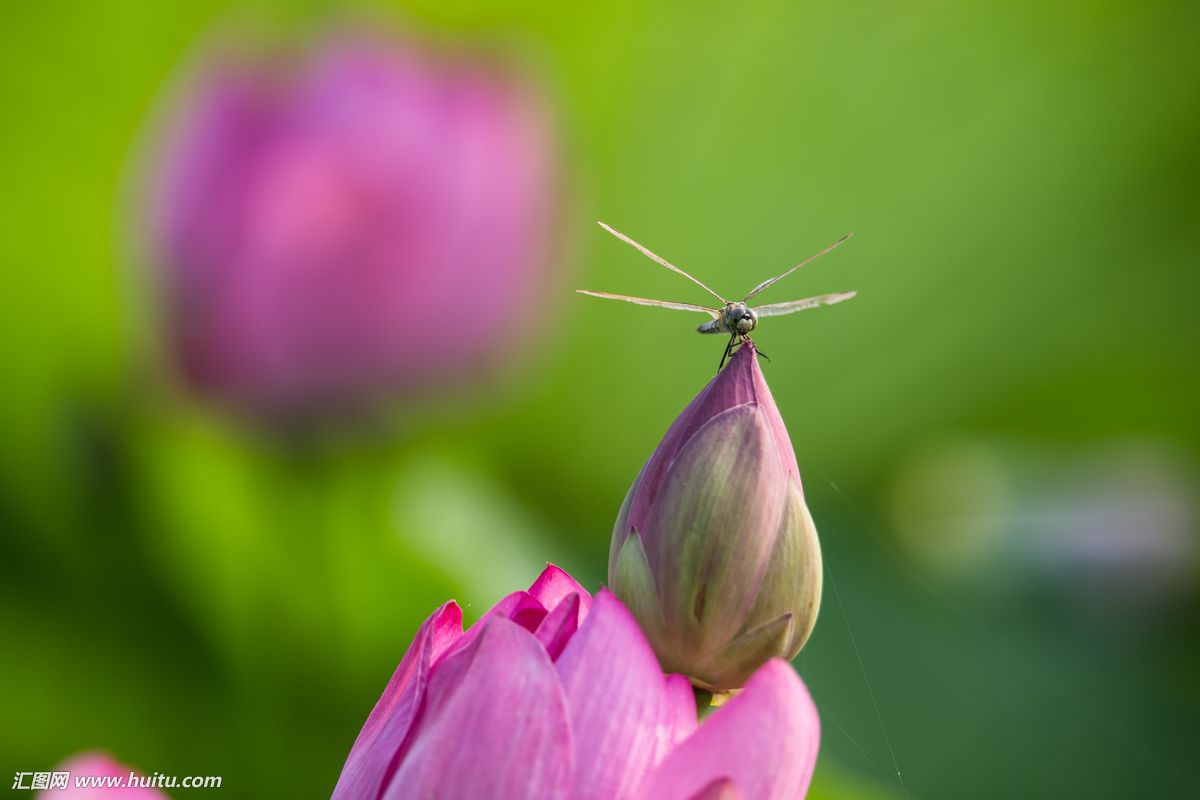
[577,290,720,317]
[597,222,729,304]
[753,291,858,317]
[742,232,854,302]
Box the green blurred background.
[2,1,1198,798]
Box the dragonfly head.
[724,302,758,335]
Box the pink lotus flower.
[331,564,820,799]
[610,343,823,690]
[148,32,559,420]
[37,753,168,798]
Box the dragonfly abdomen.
[697,317,726,334]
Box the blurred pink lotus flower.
[331,563,820,799]
[148,32,560,420]
[37,752,168,798]
[610,343,823,690]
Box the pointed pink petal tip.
[332,600,463,800]
[722,342,798,479]
[384,616,573,800]
[535,590,582,661]
[528,562,593,623]
[628,333,799,534]
[639,659,819,800]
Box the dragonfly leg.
[717,332,738,372]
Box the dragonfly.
[579,221,858,370]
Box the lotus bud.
[609,343,822,691]
[144,31,560,422]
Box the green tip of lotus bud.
[608,345,823,690]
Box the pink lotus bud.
[331,564,820,799]
[609,344,823,691]
[146,32,560,421]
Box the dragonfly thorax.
[722,302,758,335]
